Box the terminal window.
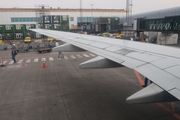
[54,24,59,29]
[26,25,31,29]
[45,25,50,29]
[11,17,40,22]
[16,25,21,30]
[5,25,11,30]
[36,24,40,29]
[6,34,11,39]
[16,33,22,39]
[70,17,74,21]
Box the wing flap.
[135,64,177,91]
[169,88,180,100]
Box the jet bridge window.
[16,33,22,39]
[5,25,11,30]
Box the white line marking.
[0,61,7,65]
[64,56,68,59]
[89,54,95,57]
[9,61,14,64]
[83,54,89,57]
[49,57,54,61]
[26,59,31,63]
[70,55,76,59]
[77,55,82,58]
[34,58,38,62]
[17,60,23,63]
[42,58,46,61]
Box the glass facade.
[138,16,180,31]
[77,17,98,22]
[11,17,40,22]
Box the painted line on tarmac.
[34,58,38,62]
[70,55,76,59]
[77,55,82,58]
[64,56,68,59]
[3,63,27,70]
[49,57,54,61]
[83,54,89,57]
[17,59,23,63]
[3,52,93,61]
[9,61,14,64]
[0,61,7,65]
[26,59,31,63]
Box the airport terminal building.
[119,6,180,44]
[0,8,125,41]
[0,8,125,29]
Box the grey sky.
[1,0,180,14]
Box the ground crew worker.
[58,51,64,58]
[11,48,17,63]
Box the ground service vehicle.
[47,37,53,42]
[115,34,122,38]
[24,37,32,43]
[37,42,52,53]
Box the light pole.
[90,4,94,22]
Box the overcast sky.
[1,0,180,14]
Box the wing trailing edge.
[79,56,123,69]
[52,43,86,52]
[126,83,178,104]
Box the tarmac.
[1,46,180,120]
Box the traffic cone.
[42,60,46,68]
[1,57,6,67]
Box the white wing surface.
[31,29,180,103]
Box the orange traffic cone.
[42,60,46,68]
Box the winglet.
[126,83,178,104]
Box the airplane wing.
[31,29,180,104]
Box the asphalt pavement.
[0,47,180,120]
